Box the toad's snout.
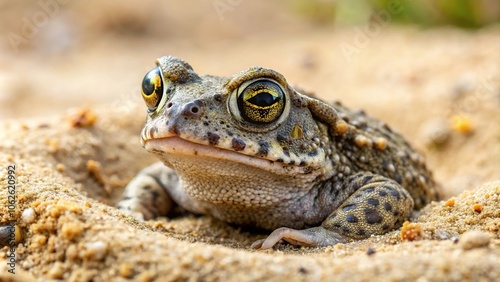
[165,100,205,119]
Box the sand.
[1,1,500,281]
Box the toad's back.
[326,101,437,210]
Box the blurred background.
[1,0,498,119]
[0,0,499,196]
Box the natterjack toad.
[118,56,438,249]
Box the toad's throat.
[143,136,315,176]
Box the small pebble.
[450,115,473,134]
[84,241,108,260]
[22,208,36,224]
[473,204,482,213]
[67,107,97,128]
[459,230,490,250]
[119,262,134,278]
[401,221,422,241]
[0,225,22,246]
[444,198,456,207]
[47,262,65,279]
[366,248,376,256]
[0,226,12,247]
[420,119,451,148]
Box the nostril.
[167,102,173,109]
[181,101,204,117]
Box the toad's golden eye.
[141,67,164,111]
[237,80,285,124]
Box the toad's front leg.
[117,162,178,220]
[251,172,414,249]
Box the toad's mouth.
[143,136,313,175]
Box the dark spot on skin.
[385,186,401,199]
[334,223,342,228]
[342,204,356,212]
[382,123,392,132]
[289,160,295,165]
[283,149,290,157]
[277,133,291,144]
[308,150,318,157]
[303,167,313,174]
[169,122,180,135]
[367,198,379,206]
[379,190,387,197]
[257,141,270,156]
[276,158,284,163]
[203,121,209,126]
[231,138,246,151]
[384,202,392,212]
[364,208,383,224]
[214,94,222,102]
[363,188,375,194]
[393,209,399,216]
[351,181,363,191]
[220,121,225,125]
[342,227,350,234]
[358,229,366,236]
[346,214,358,223]
[382,224,390,230]
[207,132,220,146]
[227,131,234,136]
[299,161,306,166]
[151,149,163,154]
[362,174,374,184]
[298,267,308,274]
[152,127,159,135]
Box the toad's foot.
[251,227,348,250]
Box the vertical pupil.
[247,92,276,106]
